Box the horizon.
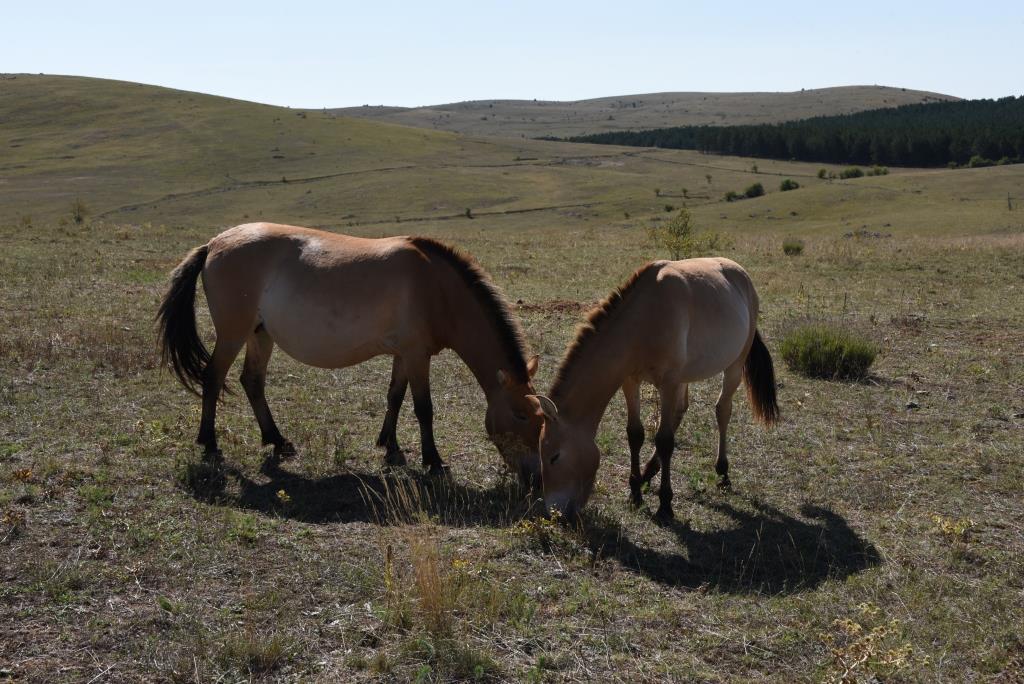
[3,1,1022,109]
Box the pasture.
[1,76,1023,682]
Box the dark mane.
[551,262,658,400]
[410,237,530,383]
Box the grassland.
[332,86,957,139]
[1,76,1023,682]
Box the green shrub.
[664,204,674,212]
[648,208,731,259]
[744,182,765,198]
[817,168,828,179]
[779,324,878,380]
[780,178,800,191]
[782,237,804,255]
[724,190,740,202]
[968,155,993,168]
[867,165,889,176]
[840,167,864,179]
[70,198,89,224]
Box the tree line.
[563,96,1024,167]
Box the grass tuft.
[779,323,878,380]
[783,237,805,255]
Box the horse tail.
[743,329,779,426]
[157,244,210,395]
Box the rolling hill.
[331,86,958,139]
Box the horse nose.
[545,492,577,520]
[518,461,542,491]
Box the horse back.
[200,223,440,367]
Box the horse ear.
[526,355,540,378]
[530,394,559,422]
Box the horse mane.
[409,237,530,383]
[551,262,658,400]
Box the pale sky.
[4,1,1022,107]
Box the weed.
[779,322,878,380]
[216,631,294,676]
[783,237,805,255]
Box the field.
[2,76,1023,682]
[331,86,956,139]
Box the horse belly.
[259,289,401,369]
[676,309,750,382]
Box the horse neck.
[551,321,635,433]
[439,280,517,400]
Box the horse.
[157,222,542,479]
[528,257,779,520]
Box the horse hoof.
[427,463,451,479]
[203,449,223,463]
[384,450,407,468]
[274,441,296,459]
[655,505,675,523]
[629,492,644,509]
[718,476,732,490]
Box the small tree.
[780,179,800,192]
[648,208,695,260]
[70,197,89,225]
[817,168,828,179]
[705,174,712,184]
[744,182,765,198]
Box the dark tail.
[743,329,779,426]
[157,244,210,395]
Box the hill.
[568,96,1024,168]
[331,86,958,138]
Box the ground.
[1,76,1022,682]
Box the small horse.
[158,223,542,478]
[529,257,778,520]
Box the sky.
[4,1,1022,108]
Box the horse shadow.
[181,456,880,595]
[583,494,882,595]
[182,454,537,527]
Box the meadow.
[1,75,1022,682]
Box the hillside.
[0,74,881,228]
[331,86,958,139]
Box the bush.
[840,167,864,179]
[70,198,89,224]
[744,182,765,198]
[779,323,878,380]
[968,155,993,168]
[780,179,800,192]
[782,237,804,255]
[648,208,732,259]
[867,165,889,176]
[664,204,675,212]
[724,190,740,202]
[817,168,828,179]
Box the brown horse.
[530,257,778,520]
[158,222,542,478]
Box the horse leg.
[240,325,293,459]
[715,362,743,488]
[641,383,687,486]
[375,356,409,467]
[622,378,645,507]
[196,336,246,460]
[405,355,445,475]
[654,382,685,521]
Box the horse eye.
[549,452,561,464]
